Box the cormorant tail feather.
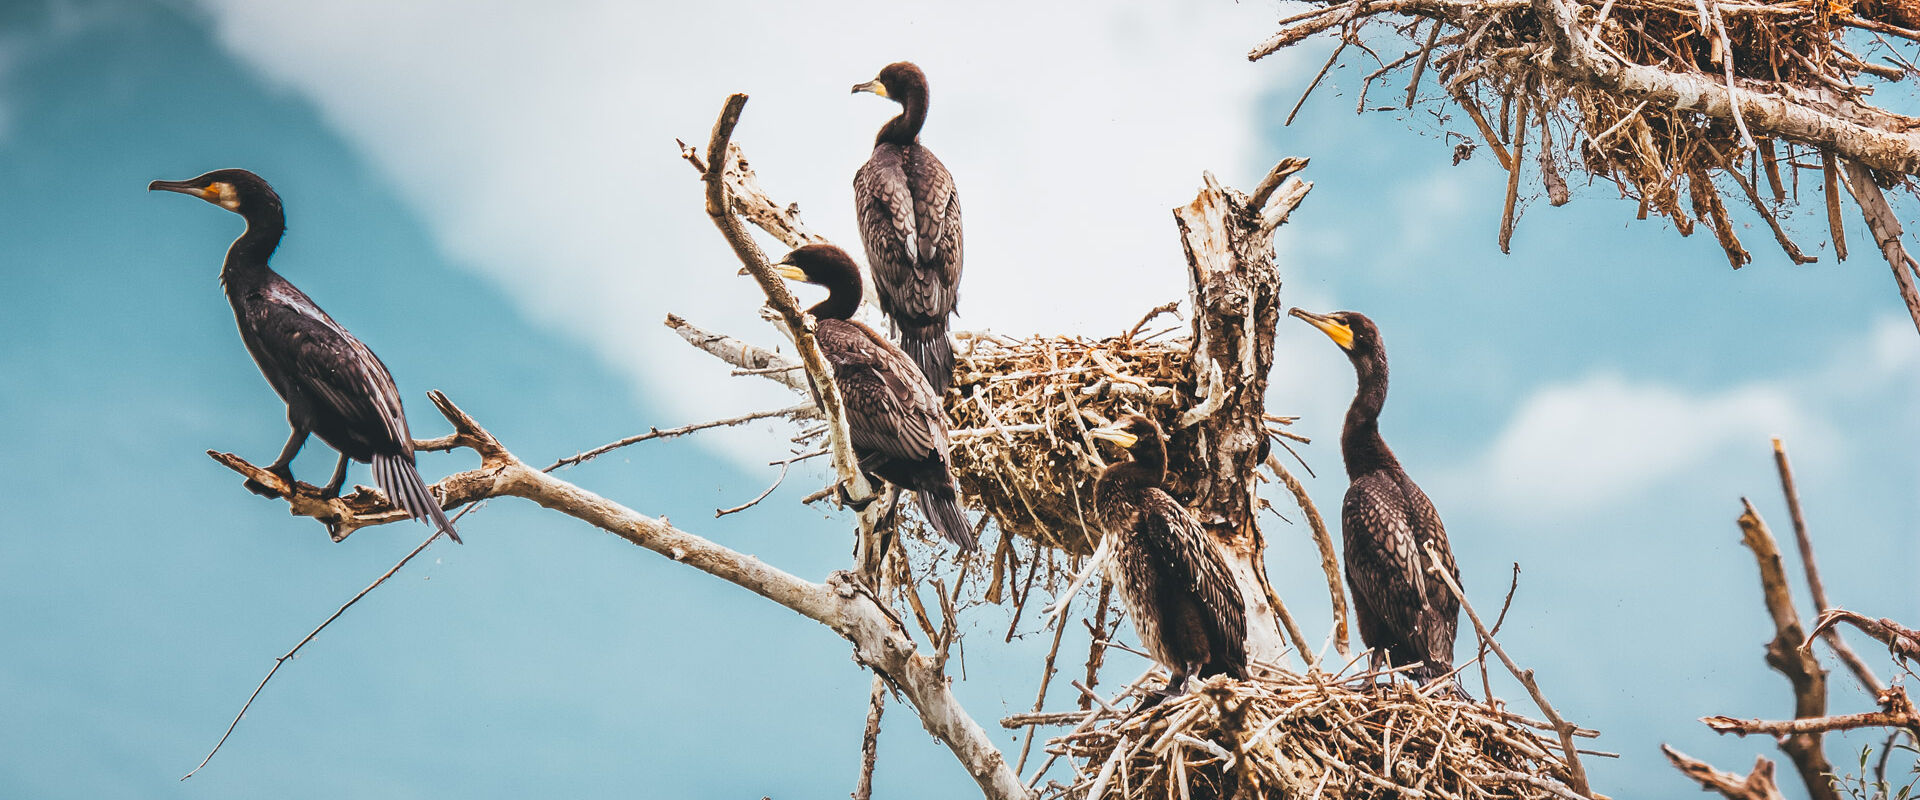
[372,452,462,544]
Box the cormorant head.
[772,244,864,320]
[148,168,283,224]
[851,61,928,104]
[1089,414,1167,466]
[1289,308,1383,360]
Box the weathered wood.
[1170,169,1305,667]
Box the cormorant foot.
[244,465,297,498]
[836,483,876,512]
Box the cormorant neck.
[221,209,285,283]
[806,275,862,321]
[876,93,927,145]
[1341,355,1400,478]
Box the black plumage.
[151,169,460,543]
[852,61,962,394]
[771,244,975,551]
[1090,415,1248,699]
[1291,308,1458,684]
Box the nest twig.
[1257,0,1920,271]
[1030,672,1599,800]
[946,308,1243,555]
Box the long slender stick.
[1423,542,1592,797]
[1771,438,1880,694]
[182,505,473,780]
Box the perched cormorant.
[771,244,975,551]
[1290,308,1458,683]
[852,61,963,395]
[151,169,460,544]
[1089,415,1248,700]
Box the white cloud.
[1454,373,1805,518]
[1436,318,1919,521]
[189,0,1295,451]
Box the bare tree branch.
[1735,499,1840,800]
[1663,746,1788,800]
[1704,684,1920,738]
[1840,159,1920,336]
[1770,437,1882,694]
[1265,452,1349,662]
[216,391,1031,799]
[1424,542,1593,797]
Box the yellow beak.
[771,263,809,282]
[852,78,888,98]
[1289,308,1355,351]
[1088,426,1139,450]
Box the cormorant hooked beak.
[1289,307,1355,351]
[852,78,888,98]
[766,253,809,282]
[1088,424,1139,451]
[149,178,241,211]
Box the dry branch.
[1734,499,1839,800]
[1424,542,1593,797]
[214,391,1031,800]
[1250,0,1920,317]
[1770,438,1881,694]
[1664,746,1788,800]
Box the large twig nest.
[945,309,1206,555]
[1046,673,1592,800]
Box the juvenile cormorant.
[771,244,975,551]
[1291,308,1458,683]
[852,61,963,394]
[1089,415,1248,699]
[151,169,460,544]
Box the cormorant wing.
[1400,477,1462,664]
[855,146,959,324]
[1342,473,1435,658]
[249,281,412,454]
[905,148,961,305]
[1141,490,1248,672]
[816,320,944,463]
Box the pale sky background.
[1,1,1915,798]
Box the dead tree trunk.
[1171,164,1312,667]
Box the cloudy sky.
[1,1,1914,798]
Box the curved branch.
[693,94,888,577]
[215,391,1031,800]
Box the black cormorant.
[1089,414,1248,700]
[151,169,460,544]
[771,244,975,551]
[852,61,962,395]
[1291,308,1458,683]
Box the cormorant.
[852,61,963,395]
[771,244,975,551]
[151,169,460,544]
[1089,414,1248,700]
[1290,308,1458,683]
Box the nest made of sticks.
[1040,672,1591,800]
[1278,0,1920,268]
[945,307,1198,555]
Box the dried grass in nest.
[1279,0,1920,267]
[1040,672,1592,800]
[944,310,1196,556]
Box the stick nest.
[1043,673,1590,800]
[1268,0,1920,268]
[945,307,1209,555]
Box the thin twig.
[182,506,472,780]
[1772,437,1879,693]
[547,403,815,472]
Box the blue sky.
[0,1,1914,798]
